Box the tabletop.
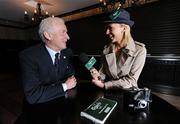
[15,82,180,124]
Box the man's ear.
[43,32,51,40]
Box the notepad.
[80,97,117,124]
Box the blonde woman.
[91,9,146,90]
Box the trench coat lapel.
[104,40,136,78]
[105,53,119,79]
[117,40,136,75]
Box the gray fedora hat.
[104,8,134,27]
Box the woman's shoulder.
[134,41,145,47]
[134,41,146,52]
[134,41,147,55]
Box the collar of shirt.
[45,45,61,64]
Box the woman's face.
[106,23,125,44]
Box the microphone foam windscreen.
[79,53,89,64]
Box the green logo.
[85,57,96,70]
[109,8,121,20]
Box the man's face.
[47,21,70,51]
[106,23,125,44]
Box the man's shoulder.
[61,48,73,56]
[19,43,44,57]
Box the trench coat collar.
[103,39,136,79]
[103,39,135,56]
[122,39,135,57]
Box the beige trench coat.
[99,40,146,89]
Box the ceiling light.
[99,0,148,12]
[24,0,54,25]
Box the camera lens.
[138,100,147,108]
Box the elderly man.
[19,17,77,104]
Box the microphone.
[79,53,102,81]
[79,53,96,70]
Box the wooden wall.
[68,0,180,95]
[0,0,179,95]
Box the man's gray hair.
[38,17,65,43]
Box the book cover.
[80,97,117,124]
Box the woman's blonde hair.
[119,24,133,48]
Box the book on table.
[80,97,117,124]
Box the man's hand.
[65,75,77,90]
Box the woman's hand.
[92,78,104,89]
[90,68,104,89]
[90,68,100,79]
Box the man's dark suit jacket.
[19,43,75,104]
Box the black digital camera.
[124,87,152,110]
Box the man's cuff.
[62,83,68,91]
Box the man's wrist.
[62,83,67,91]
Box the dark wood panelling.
[66,0,180,56]
[66,0,180,95]
[130,0,180,55]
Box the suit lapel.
[42,44,54,66]
[41,44,57,79]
